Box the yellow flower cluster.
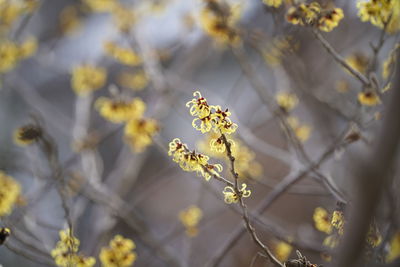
[71,64,107,96]
[59,5,82,35]
[286,2,344,32]
[358,91,380,106]
[286,116,311,142]
[179,205,203,237]
[262,36,295,66]
[168,138,223,181]
[274,241,292,262]
[263,0,283,8]
[51,229,95,267]
[345,52,370,75]
[82,0,117,12]
[96,96,159,152]
[357,0,400,33]
[0,171,21,217]
[313,207,381,254]
[275,91,298,112]
[13,124,42,146]
[99,235,137,267]
[197,133,263,179]
[186,91,238,135]
[222,183,251,204]
[0,38,37,73]
[387,232,400,263]
[95,97,146,123]
[117,71,149,91]
[198,0,241,45]
[0,0,38,33]
[104,42,142,66]
[111,4,136,33]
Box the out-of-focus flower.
[99,235,137,267]
[124,118,159,152]
[313,207,332,234]
[275,92,298,112]
[71,64,107,96]
[179,205,203,237]
[117,70,149,91]
[287,116,311,142]
[346,52,370,74]
[82,0,117,12]
[357,0,400,33]
[274,241,292,262]
[13,124,42,146]
[366,224,382,248]
[387,232,400,263]
[95,97,146,123]
[59,5,82,35]
[358,91,380,106]
[111,4,136,33]
[263,0,283,8]
[104,42,142,66]
[0,171,21,217]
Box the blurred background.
[0,0,399,266]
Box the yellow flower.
[262,36,294,66]
[0,40,19,72]
[117,71,149,91]
[263,0,283,8]
[51,228,95,267]
[0,171,21,217]
[0,227,11,246]
[286,116,311,142]
[104,42,141,66]
[357,0,399,32]
[59,5,82,35]
[186,91,213,119]
[198,0,241,45]
[82,0,117,12]
[124,118,159,152]
[71,64,107,96]
[210,137,226,153]
[313,207,332,234]
[100,235,137,267]
[13,124,42,146]
[95,97,146,123]
[323,234,339,248]
[275,92,298,112]
[223,183,251,204]
[274,241,292,262]
[0,3,24,32]
[317,8,344,32]
[358,91,380,106]
[382,43,399,79]
[345,52,369,74]
[112,4,136,33]
[331,210,345,235]
[168,138,223,181]
[286,2,321,26]
[19,37,38,59]
[386,232,400,263]
[212,106,238,135]
[366,224,382,248]
[179,205,203,237]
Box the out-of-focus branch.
[312,29,371,87]
[333,56,400,267]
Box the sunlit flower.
[100,235,137,267]
[71,64,107,96]
[95,97,146,123]
[179,205,203,237]
[331,210,345,235]
[186,91,213,119]
[286,2,321,26]
[357,0,399,32]
[358,91,380,106]
[313,207,332,234]
[223,183,251,204]
[0,171,21,217]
